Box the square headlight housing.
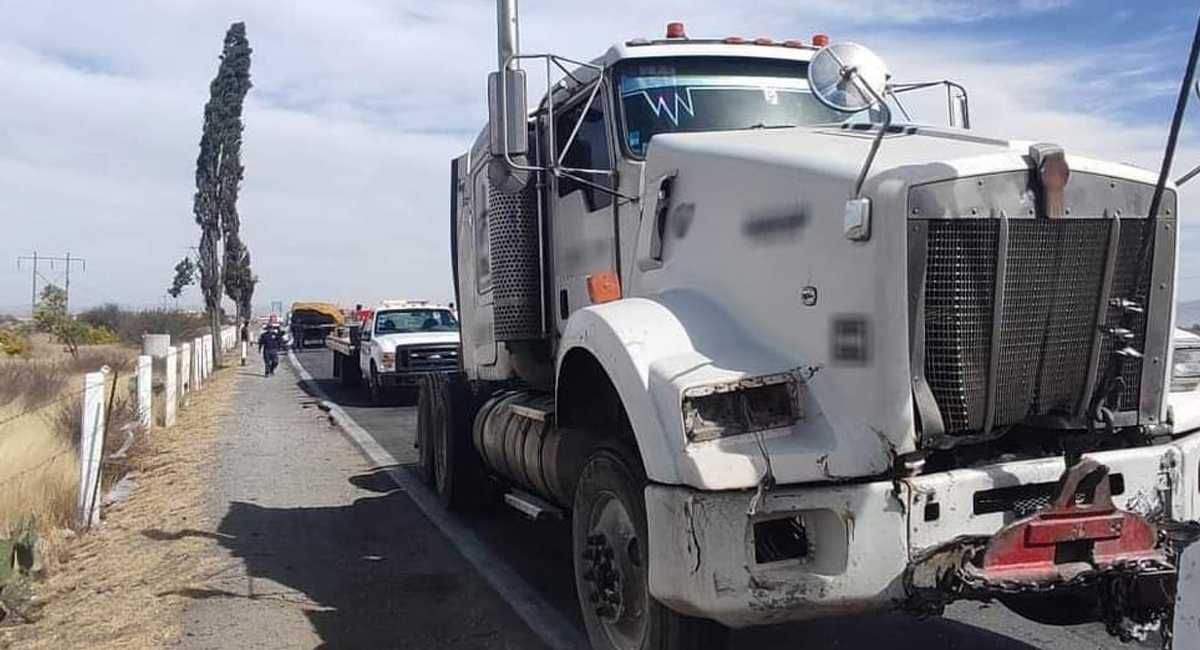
[682,373,800,443]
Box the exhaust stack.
[497,0,519,72]
[488,0,528,166]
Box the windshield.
[615,56,851,156]
[374,309,459,334]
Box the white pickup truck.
[326,300,461,405]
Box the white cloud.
[0,0,1195,315]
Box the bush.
[0,323,31,356]
[78,306,208,347]
[78,303,124,333]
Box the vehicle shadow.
[148,476,548,649]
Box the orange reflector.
[812,33,829,47]
[587,271,622,304]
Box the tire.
[415,375,437,486]
[573,443,729,650]
[430,373,485,508]
[369,363,384,406]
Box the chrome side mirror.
[809,43,889,113]
[488,69,528,157]
[809,43,892,212]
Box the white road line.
[286,349,587,650]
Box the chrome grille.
[922,218,1148,435]
[401,345,460,371]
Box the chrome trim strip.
[982,209,1009,435]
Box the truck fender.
[557,292,797,487]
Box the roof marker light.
[666,22,687,38]
[723,36,746,44]
[754,37,774,46]
[812,34,829,47]
[783,39,805,48]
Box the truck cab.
[426,9,1197,650]
[357,301,460,404]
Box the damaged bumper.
[645,431,1200,629]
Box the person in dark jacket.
[258,325,283,376]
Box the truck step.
[503,489,563,522]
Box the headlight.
[380,352,396,369]
[682,373,800,442]
[1171,346,1200,392]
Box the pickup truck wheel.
[431,374,485,508]
[573,444,729,650]
[415,376,437,485]
[368,364,384,406]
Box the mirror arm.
[1176,162,1200,186]
[853,77,892,198]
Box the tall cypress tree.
[193,21,252,366]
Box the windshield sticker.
[637,88,696,127]
[628,129,641,147]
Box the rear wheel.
[430,373,485,508]
[573,443,729,650]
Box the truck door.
[359,313,373,372]
[549,92,618,334]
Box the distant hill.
[1179,299,1200,329]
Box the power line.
[16,252,87,316]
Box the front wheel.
[572,444,729,650]
[368,364,384,405]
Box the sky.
[1,0,1199,315]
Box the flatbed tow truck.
[413,4,1200,648]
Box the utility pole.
[16,252,87,316]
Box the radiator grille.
[922,218,1149,435]
[401,344,460,371]
[487,182,543,340]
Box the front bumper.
[646,431,1200,628]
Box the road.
[288,346,1151,650]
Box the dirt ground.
[0,357,238,650]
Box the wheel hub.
[583,533,623,619]
[580,493,648,648]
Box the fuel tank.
[472,391,591,507]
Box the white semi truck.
[416,4,1200,648]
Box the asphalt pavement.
[286,346,1151,650]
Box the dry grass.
[0,355,240,650]
[0,342,139,590]
[0,422,78,537]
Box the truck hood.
[631,122,1173,488]
[646,123,1161,192]
[373,331,460,350]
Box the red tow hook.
[979,458,1164,583]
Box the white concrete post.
[193,337,204,390]
[78,367,110,528]
[136,355,152,432]
[141,333,171,358]
[164,346,177,427]
[179,342,191,405]
[203,335,213,376]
